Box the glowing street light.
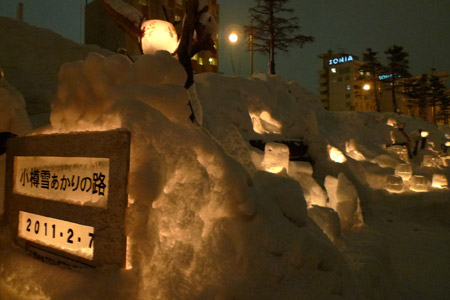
[228,31,240,75]
[363,84,371,91]
[228,32,238,43]
[420,130,429,149]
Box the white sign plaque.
[18,211,94,260]
[13,156,109,207]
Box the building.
[318,52,450,124]
[318,52,376,112]
[85,0,219,74]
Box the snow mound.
[0,52,361,299]
[0,16,112,128]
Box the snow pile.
[0,17,112,128]
[0,77,32,216]
[0,52,362,300]
[0,78,32,136]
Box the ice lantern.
[141,20,179,54]
[410,175,430,192]
[432,174,448,189]
[328,145,346,163]
[395,164,412,181]
[263,142,289,173]
[386,175,404,193]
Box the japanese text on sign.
[13,156,109,207]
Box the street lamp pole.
[249,20,254,76]
[229,32,238,75]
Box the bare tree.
[245,0,313,74]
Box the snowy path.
[366,193,450,299]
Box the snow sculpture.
[288,161,328,207]
[249,110,282,134]
[253,170,307,227]
[140,20,179,54]
[422,154,443,168]
[325,173,363,229]
[308,205,341,240]
[262,142,289,173]
[386,118,397,127]
[386,175,404,193]
[328,145,346,163]
[345,138,366,161]
[394,163,412,181]
[409,175,430,192]
[431,174,448,189]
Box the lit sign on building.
[329,55,354,66]
[379,74,393,80]
[4,130,130,268]
[378,74,402,80]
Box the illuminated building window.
[331,68,337,73]
[208,57,217,66]
[198,57,203,65]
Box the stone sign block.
[4,130,130,268]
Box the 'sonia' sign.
[329,55,354,66]
[4,130,130,268]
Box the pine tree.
[429,73,450,124]
[385,45,410,112]
[360,48,383,112]
[406,74,431,120]
[246,0,313,74]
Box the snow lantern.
[328,145,346,163]
[386,118,397,127]
[249,111,282,134]
[421,155,443,168]
[394,163,413,181]
[409,175,430,192]
[263,142,289,173]
[141,20,179,54]
[386,175,404,193]
[345,139,365,161]
[431,174,448,189]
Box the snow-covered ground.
[1,16,450,300]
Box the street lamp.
[363,84,371,91]
[228,31,239,75]
[420,130,429,150]
[229,32,238,43]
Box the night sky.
[1,0,449,92]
